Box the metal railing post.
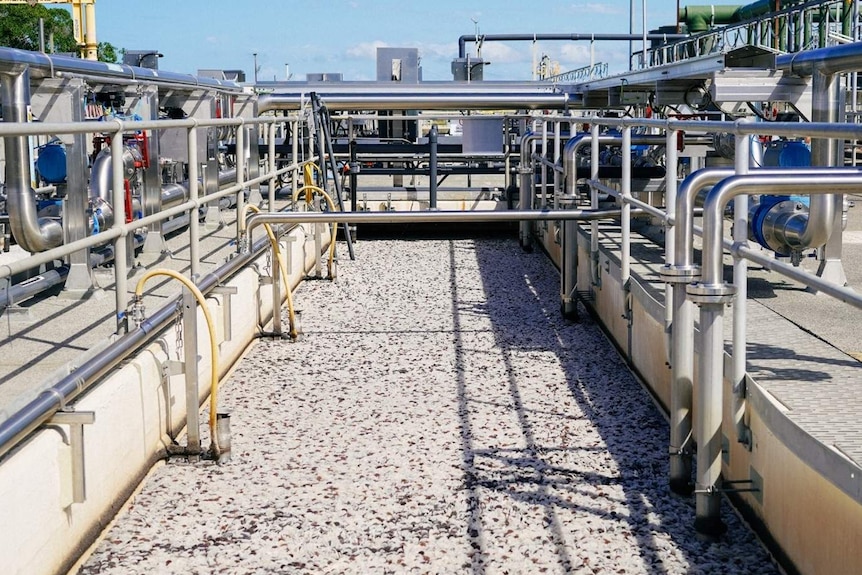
[235,121,246,246]
[182,286,201,460]
[732,128,752,450]
[187,123,201,277]
[429,124,438,209]
[268,119,277,210]
[111,122,128,334]
[590,123,601,286]
[621,125,632,288]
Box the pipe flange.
[686,282,736,304]
[659,263,702,284]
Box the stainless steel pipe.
[259,91,573,112]
[245,209,629,237]
[0,65,63,252]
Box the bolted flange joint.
[686,281,737,305]
[659,263,702,284]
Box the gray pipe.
[0,46,240,92]
[456,33,689,59]
[259,92,572,112]
[518,130,545,250]
[1,65,63,253]
[429,125,438,209]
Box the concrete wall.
[0,224,325,575]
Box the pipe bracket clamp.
[518,166,534,175]
[686,282,737,304]
[659,263,701,284]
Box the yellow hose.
[292,183,338,278]
[134,269,222,458]
[303,162,322,188]
[241,204,299,339]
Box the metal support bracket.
[204,201,224,231]
[247,186,263,207]
[210,285,238,343]
[49,410,96,504]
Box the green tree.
[0,5,120,63]
[0,5,77,54]
[98,41,119,64]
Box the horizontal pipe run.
[0,46,241,92]
[246,208,630,237]
[259,93,573,112]
[776,40,862,76]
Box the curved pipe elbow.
[787,195,835,249]
[5,185,64,252]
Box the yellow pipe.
[241,204,299,339]
[134,269,222,458]
[292,184,338,278]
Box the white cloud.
[345,40,389,60]
[569,2,624,15]
[558,44,591,66]
[475,42,528,65]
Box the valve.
[128,295,146,328]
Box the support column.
[31,78,94,296]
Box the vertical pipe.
[429,124,438,209]
[540,120,548,209]
[187,125,200,279]
[291,116,299,199]
[553,119,562,210]
[268,119,276,210]
[663,127,677,351]
[694,301,728,538]
[83,2,98,60]
[504,116,511,191]
[732,129,751,449]
[665,128,694,495]
[590,123,600,285]
[642,0,648,68]
[518,131,533,250]
[235,123,246,246]
[111,124,128,333]
[811,69,846,285]
[621,126,632,286]
[349,117,358,213]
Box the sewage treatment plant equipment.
[0,1,861,573]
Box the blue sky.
[96,1,679,81]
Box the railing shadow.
[450,238,779,574]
